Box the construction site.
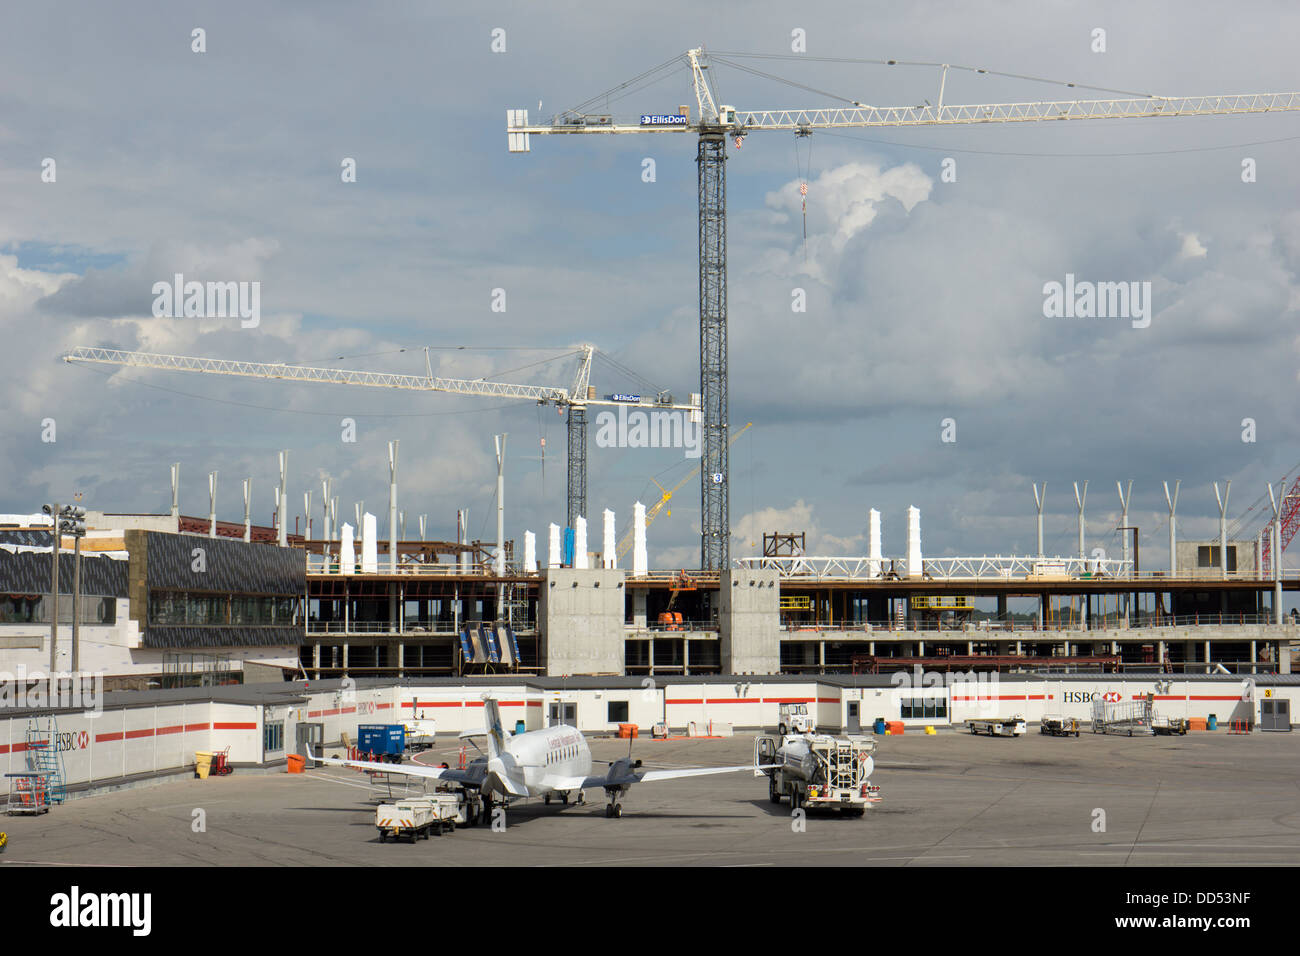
[4,9,1300,901]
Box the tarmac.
[2,729,1299,866]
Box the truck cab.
[777,703,814,735]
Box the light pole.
[42,502,60,670]
[64,499,87,673]
[42,500,87,672]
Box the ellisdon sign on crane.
[640,114,689,126]
[607,393,642,403]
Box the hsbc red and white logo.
[1062,689,1123,704]
[50,730,90,752]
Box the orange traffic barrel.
[286,754,306,774]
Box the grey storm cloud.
[2,0,1300,571]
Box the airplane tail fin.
[483,696,507,758]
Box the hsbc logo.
[52,730,90,752]
[1062,690,1123,704]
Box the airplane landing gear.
[604,802,622,818]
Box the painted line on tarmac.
[1,859,136,867]
[306,770,391,792]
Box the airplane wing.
[569,765,763,790]
[306,746,481,787]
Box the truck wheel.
[378,831,386,843]
[768,779,781,804]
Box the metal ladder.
[830,742,857,790]
[25,718,67,804]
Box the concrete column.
[313,643,320,671]
[683,639,690,675]
[648,635,655,676]
[1158,640,1165,664]
[632,588,647,628]
[997,594,1007,620]
[906,506,922,577]
[632,502,648,577]
[397,642,404,677]
[342,643,349,673]
[1204,640,1211,664]
[967,641,973,655]
[918,640,925,656]
[719,568,780,674]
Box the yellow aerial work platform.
[911,595,974,611]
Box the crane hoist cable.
[794,129,814,260]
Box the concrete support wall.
[539,568,626,676]
[719,567,781,675]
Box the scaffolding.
[1091,697,1155,736]
[22,716,67,805]
[160,651,239,689]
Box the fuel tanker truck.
[754,733,881,816]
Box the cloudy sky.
[4,1,1300,575]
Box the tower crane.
[507,47,1300,572]
[63,345,698,532]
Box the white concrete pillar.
[574,516,589,570]
[341,523,356,575]
[602,508,616,569]
[524,531,537,573]
[361,513,378,572]
[547,523,561,570]
[868,509,882,578]
[906,506,922,578]
[633,502,648,577]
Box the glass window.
[264,721,284,753]
[608,700,629,723]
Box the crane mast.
[507,48,1300,572]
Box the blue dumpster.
[357,724,406,761]
[873,718,887,735]
[1207,714,1218,731]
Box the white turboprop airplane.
[307,697,758,822]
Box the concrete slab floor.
[2,731,1299,866]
